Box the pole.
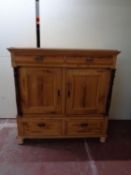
[35,0,40,47]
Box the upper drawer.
[13,55,65,66]
[9,48,120,68]
[65,56,114,66]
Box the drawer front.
[22,119,63,136]
[66,56,114,65]
[66,118,105,136]
[14,55,65,66]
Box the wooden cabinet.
[8,48,120,144]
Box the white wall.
[0,0,36,118]
[40,0,131,119]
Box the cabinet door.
[19,68,62,114]
[66,69,111,114]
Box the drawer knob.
[86,57,94,62]
[35,56,44,62]
[38,123,46,127]
[80,123,88,128]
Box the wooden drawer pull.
[86,57,94,62]
[38,123,46,127]
[80,123,88,128]
[35,56,44,62]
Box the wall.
[0,0,36,118]
[0,0,131,119]
[40,0,131,119]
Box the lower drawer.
[66,118,106,136]
[21,119,63,136]
[17,117,107,138]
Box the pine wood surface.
[9,48,119,143]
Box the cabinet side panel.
[14,68,22,115]
[106,69,116,115]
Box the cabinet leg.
[17,136,24,144]
[100,137,106,143]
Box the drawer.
[13,55,65,66]
[66,118,105,136]
[22,119,63,136]
[65,56,114,65]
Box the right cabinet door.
[66,69,111,114]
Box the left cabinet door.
[18,68,62,114]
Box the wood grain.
[19,68,62,114]
[9,48,120,143]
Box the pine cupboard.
[8,48,120,144]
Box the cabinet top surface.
[8,48,120,56]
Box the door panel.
[19,68,62,114]
[66,69,111,114]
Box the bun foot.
[17,136,24,144]
[100,137,106,143]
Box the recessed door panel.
[19,68,62,114]
[66,69,111,114]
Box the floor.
[0,119,131,175]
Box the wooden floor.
[0,119,131,175]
